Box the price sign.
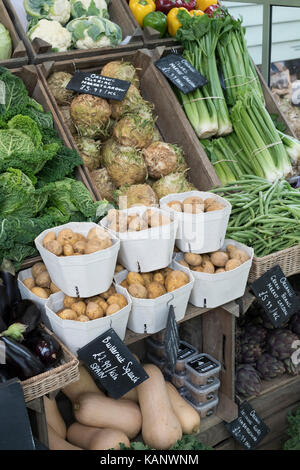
[250,265,299,327]
[78,329,149,399]
[164,306,180,373]
[226,401,269,450]
[66,71,131,101]
[155,53,208,94]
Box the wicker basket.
[248,244,300,283]
[21,325,79,403]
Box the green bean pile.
[211,176,300,257]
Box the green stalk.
[278,130,300,166]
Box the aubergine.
[1,336,45,380]
[25,328,62,367]
[12,300,41,334]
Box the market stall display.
[4,0,143,63]
[0,0,28,67]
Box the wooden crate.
[3,0,143,65]
[37,49,220,201]
[120,0,179,49]
[8,65,97,269]
[0,0,28,68]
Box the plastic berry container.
[185,378,220,406]
[147,352,166,371]
[175,341,198,375]
[185,396,219,419]
[165,367,186,389]
[185,353,221,387]
[146,337,166,359]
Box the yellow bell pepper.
[196,0,217,11]
[190,9,205,17]
[167,7,189,37]
[129,0,156,28]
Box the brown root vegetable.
[85,239,111,254]
[110,84,143,120]
[96,299,108,313]
[128,284,148,299]
[226,244,237,257]
[31,287,49,299]
[116,184,158,209]
[204,198,217,210]
[70,94,111,139]
[148,213,171,228]
[101,61,140,89]
[231,249,250,264]
[225,259,242,271]
[141,273,153,286]
[120,280,129,289]
[63,244,74,256]
[165,271,189,292]
[178,260,189,268]
[113,107,155,149]
[48,72,74,106]
[57,229,78,247]
[183,196,204,206]
[147,282,166,299]
[191,266,204,272]
[64,296,77,309]
[43,231,56,247]
[205,202,225,212]
[60,106,77,135]
[143,142,179,179]
[107,294,127,309]
[153,272,165,285]
[72,301,86,316]
[127,272,145,286]
[35,271,51,288]
[50,282,60,294]
[167,200,182,212]
[23,278,35,290]
[106,304,121,316]
[152,172,195,200]
[184,253,202,267]
[115,264,124,274]
[210,251,229,268]
[87,226,110,242]
[73,241,86,254]
[100,286,116,300]
[183,197,204,214]
[102,138,147,188]
[45,240,63,256]
[215,268,226,274]
[202,261,215,273]
[128,216,148,232]
[31,262,47,279]
[58,309,78,320]
[77,315,89,322]
[74,136,101,172]
[86,302,104,320]
[90,168,116,202]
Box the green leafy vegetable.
[36,146,83,184]
[119,435,213,451]
[283,406,300,450]
[8,115,42,148]
[0,23,12,60]
[0,67,29,120]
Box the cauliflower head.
[67,16,122,50]
[24,0,71,24]
[28,19,72,52]
[70,0,108,19]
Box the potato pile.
[43,227,112,256]
[22,262,60,299]
[167,196,225,214]
[178,245,250,273]
[106,208,171,233]
[57,285,128,322]
[121,268,190,300]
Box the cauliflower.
[28,19,72,52]
[24,0,71,24]
[67,16,122,50]
[70,0,108,19]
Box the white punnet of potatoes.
[101,206,178,241]
[160,191,231,218]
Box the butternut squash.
[73,392,142,439]
[62,364,103,402]
[119,353,139,402]
[67,422,130,450]
[137,364,182,450]
[166,381,200,434]
[47,425,82,450]
[44,396,67,439]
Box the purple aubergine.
[25,329,62,367]
[12,300,41,334]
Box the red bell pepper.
[156,0,196,15]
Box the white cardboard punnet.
[35,222,120,298]
[45,284,131,355]
[174,240,254,308]
[17,267,61,328]
[114,262,194,334]
[160,191,231,254]
[101,206,178,272]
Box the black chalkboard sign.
[155,54,208,94]
[226,401,269,450]
[66,71,131,101]
[250,265,299,328]
[164,306,180,373]
[78,328,149,399]
[0,378,35,450]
